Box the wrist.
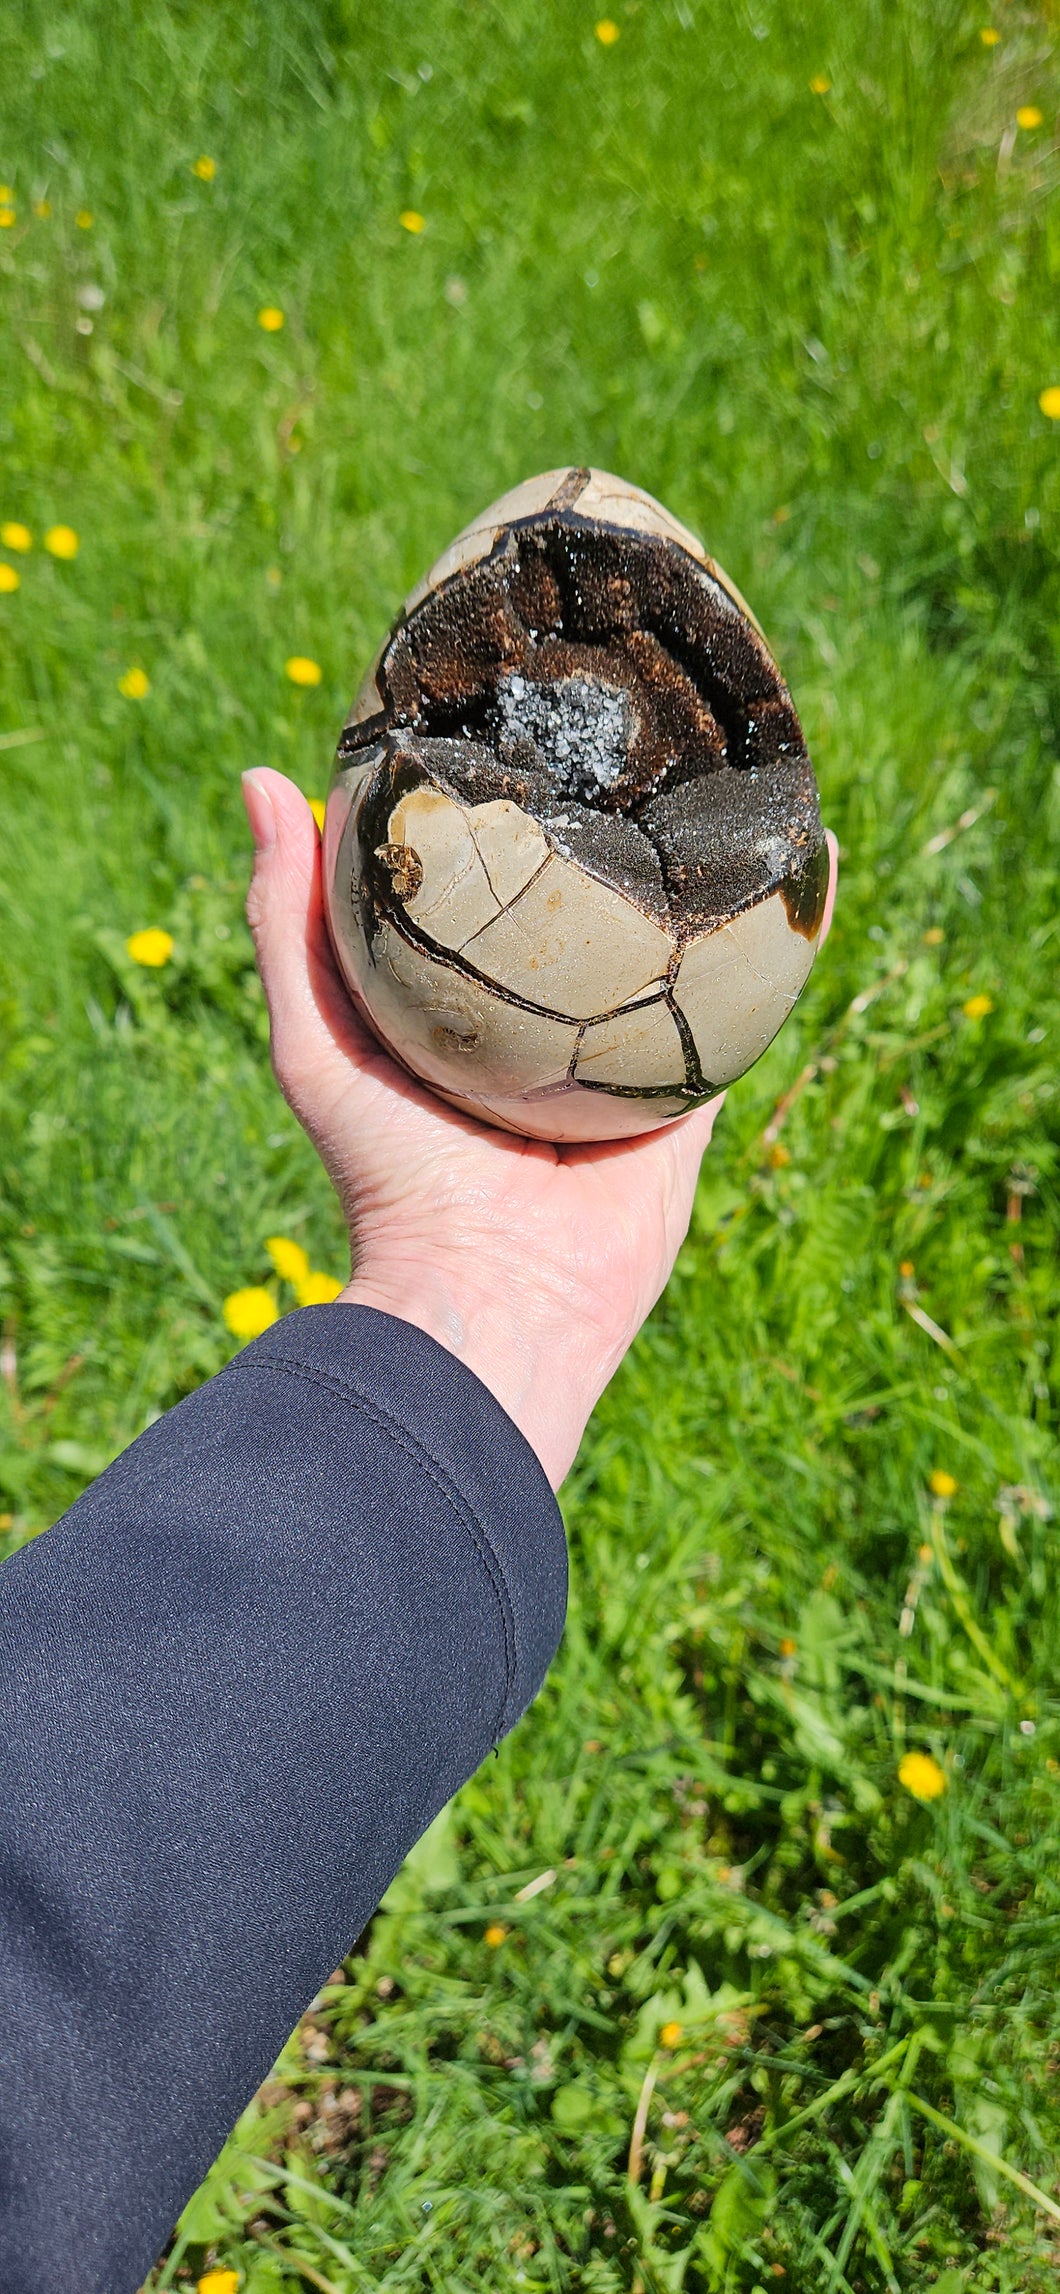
[338,1254,621,1490]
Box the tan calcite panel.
[400,465,730,618]
[469,468,588,530]
[382,788,551,949]
[445,1080,689,1143]
[407,469,706,616]
[361,922,578,1100]
[386,786,500,949]
[402,472,580,613]
[673,893,818,1088]
[571,470,708,565]
[463,798,551,907]
[460,855,674,1020]
[574,998,687,1090]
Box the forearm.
[343,1260,628,1490]
[0,1305,566,2294]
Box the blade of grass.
[905,2094,1060,2227]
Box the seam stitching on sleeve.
[242,1353,518,1731]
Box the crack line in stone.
[371,899,673,1030]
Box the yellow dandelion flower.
[0,564,19,593]
[595,19,621,44]
[980,26,1000,43]
[929,1469,958,1500]
[898,1750,947,1801]
[296,1271,344,1306]
[778,1635,797,1658]
[484,1922,507,1947]
[400,209,425,233]
[810,73,831,94]
[0,207,15,229]
[309,797,326,831]
[1017,105,1043,129]
[768,1141,791,1168]
[197,2274,240,2294]
[223,1286,279,1340]
[193,156,216,181]
[258,305,285,331]
[923,924,944,945]
[1039,385,1060,419]
[285,654,322,687]
[34,198,51,218]
[126,928,174,968]
[44,524,79,560]
[265,1236,310,1286]
[963,992,993,1019]
[75,209,93,229]
[0,187,11,202]
[899,1259,915,1278]
[118,666,150,699]
[1,522,32,551]
[659,2020,683,2048]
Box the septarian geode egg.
[322,467,826,1142]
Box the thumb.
[242,767,338,1085]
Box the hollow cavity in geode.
[338,512,825,948]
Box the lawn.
[2,1,1060,2287]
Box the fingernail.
[242,769,276,853]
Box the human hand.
[244,769,837,1488]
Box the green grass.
[2,1,1060,2286]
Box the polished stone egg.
[322,467,826,1142]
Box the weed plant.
[1,2,1059,2288]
